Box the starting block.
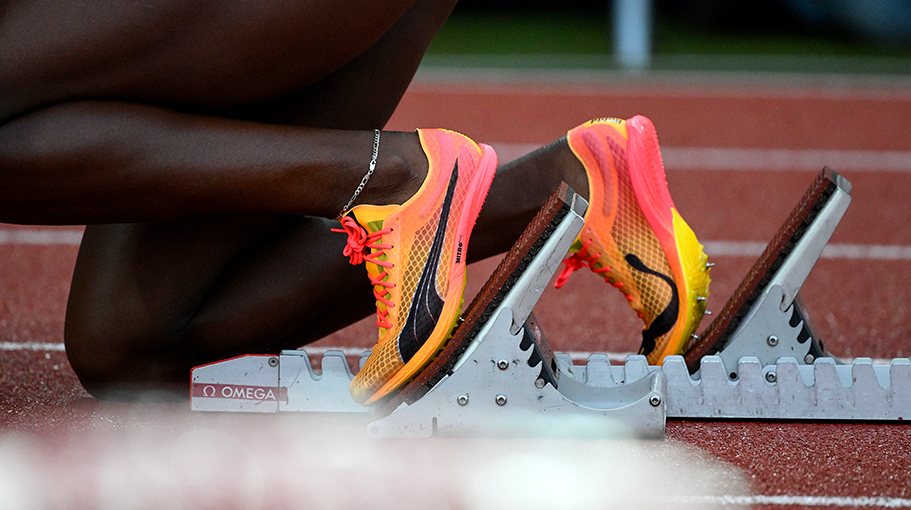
[191,169,911,436]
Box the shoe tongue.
[351,204,397,234]
[350,205,397,335]
[351,204,397,280]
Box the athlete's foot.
[333,129,497,404]
[554,116,712,364]
[340,131,430,213]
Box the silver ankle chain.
[336,129,381,220]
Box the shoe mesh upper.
[568,119,692,363]
[347,131,489,404]
[605,135,675,324]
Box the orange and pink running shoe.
[333,129,497,405]
[554,116,711,365]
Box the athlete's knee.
[64,287,188,401]
[65,316,144,401]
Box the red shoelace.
[332,216,397,329]
[554,239,609,288]
[554,238,637,310]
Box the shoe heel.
[627,115,676,238]
[455,143,498,239]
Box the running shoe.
[554,116,711,364]
[333,129,497,404]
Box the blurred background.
[423,0,911,73]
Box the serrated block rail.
[557,355,911,420]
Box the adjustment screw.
[767,335,779,347]
[495,394,507,406]
[804,354,815,364]
[457,394,469,406]
[535,378,546,389]
[497,359,509,370]
[648,394,662,407]
[765,371,777,383]
[268,357,279,367]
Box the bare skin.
[0,0,588,400]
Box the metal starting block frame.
[193,185,666,438]
[191,170,911,436]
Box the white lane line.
[662,147,911,172]
[0,343,370,356]
[677,494,911,508]
[703,241,911,261]
[413,63,911,95]
[0,342,66,351]
[0,228,83,245]
[821,243,911,260]
[702,241,768,258]
[490,143,911,172]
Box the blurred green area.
[425,2,911,73]
[429,12,610,55]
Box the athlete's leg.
[64,139,593,400]
[28,0,589,400]
[470,139,589,262]
[65,215,381,399]
[61,0,466,399]
[0,0,458,224]
[1,0,425,122]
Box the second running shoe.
[554,116,711,364]
[334,129,497,405]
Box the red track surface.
[2,75,911,508]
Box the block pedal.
[685,167,851,376]
[367,185,666,438]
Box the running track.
[2,70,910,509]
